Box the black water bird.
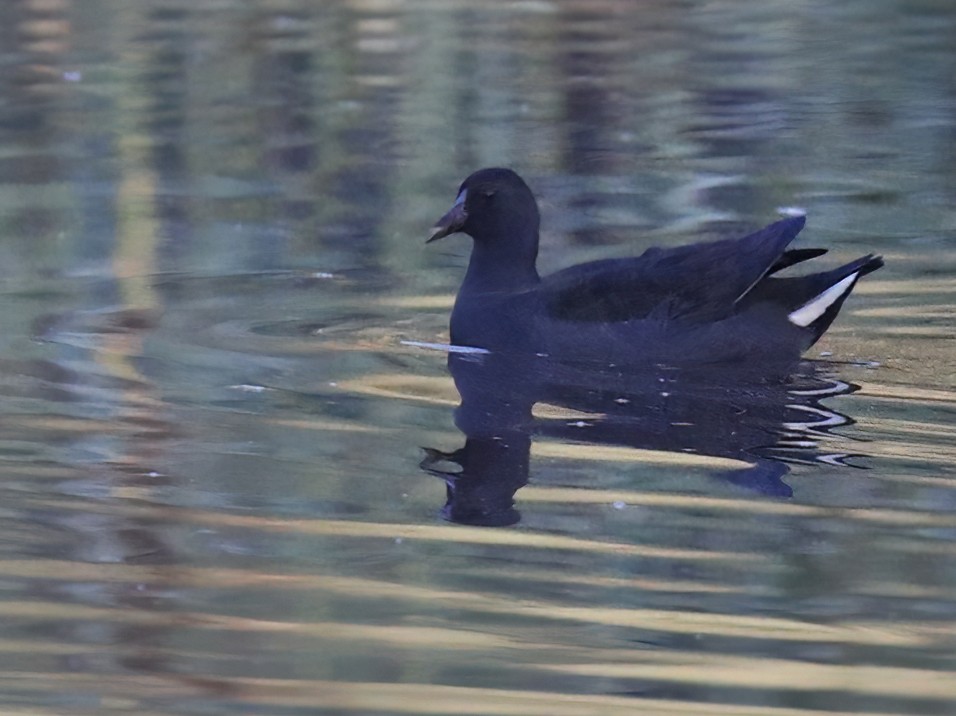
[428,168,883,367]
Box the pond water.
[1,1,955,714]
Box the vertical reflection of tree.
[141,4,193,268]
[32,1,208,703]
[249,4,317,269]
[385,3,474,283]
[316,2,400,264]
[0,0,72,261]
[556,2,640,248]
[681,6,796,221]
[558,3,622,178]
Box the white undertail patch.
[787,272,858,328]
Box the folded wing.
[542,216,808,323]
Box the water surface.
[0,1,955,714]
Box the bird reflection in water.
[421,351,865,527]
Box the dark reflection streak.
[453,8,479,171]
[557,3,629,249]
[28,5,227,703]
[558,3,624,179]
[143,6,192,269]
[250,6,316,268]
[327,3,399,258]
[0,0,71,259]
[682,9,790,220]
[423,352,863,527]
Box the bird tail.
[787,254,884,344]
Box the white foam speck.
[777,206,807,217]
[231,384,266,393]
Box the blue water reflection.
[0,1,955,714]
[426,351,870,525]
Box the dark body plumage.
[428,168,883,368]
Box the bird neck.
[462,237,540,294]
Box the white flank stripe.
[787,272,858,328]
[400,340,490,355]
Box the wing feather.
[542,216,806,323]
